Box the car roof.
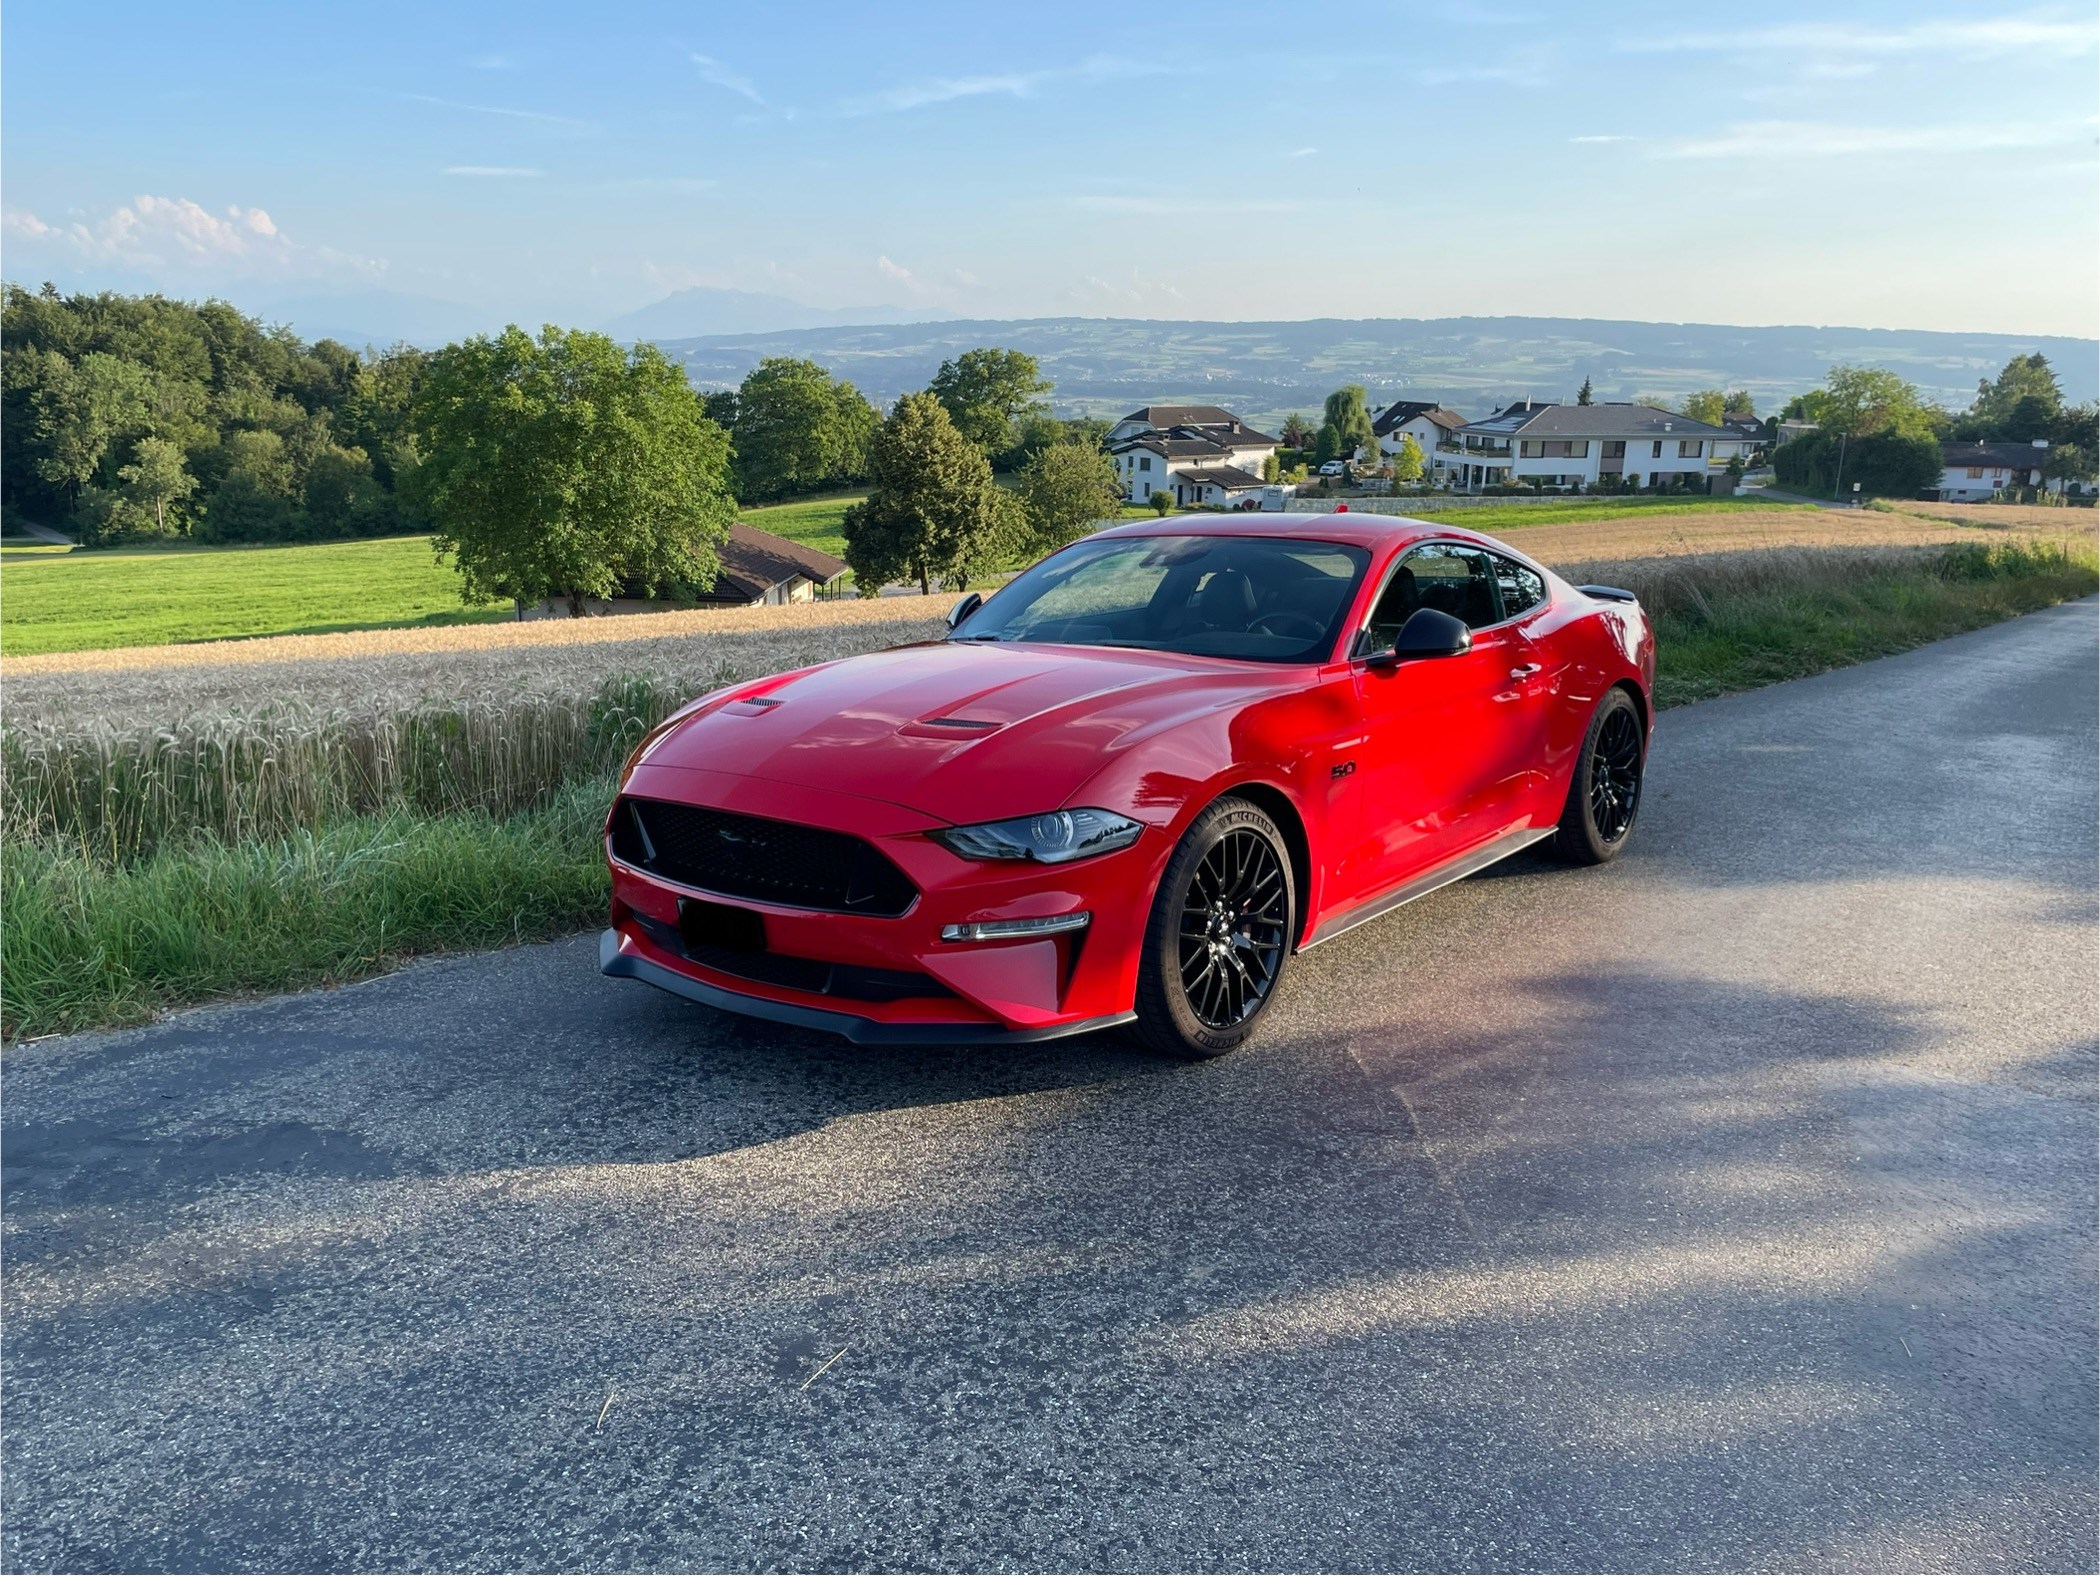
[1093,510,1451,552]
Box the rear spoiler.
[1576,584,1639,604]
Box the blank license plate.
[679,898,766,953]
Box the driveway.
[5,601,2095,1572]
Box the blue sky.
[4,0,2095,336]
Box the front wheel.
[1552,687,1646,865]
[1132,797,1296,1059]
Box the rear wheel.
[1552,687,1646,865]
[1132,797,1295,1059]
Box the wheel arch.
[1212,779,1316,951]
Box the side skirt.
[1299,825,1558,952]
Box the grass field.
[0,495,877,657]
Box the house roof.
[1109,424,1278,460]
[1459,401,1741,440]
[1113,407,1279,447]
[1177,465,1268,491]
[1371,401,1468,437]
[708,521,849,600]
[1940,441,2049,471]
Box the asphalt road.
[6,601,2095,1573]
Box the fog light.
[939,912,1091,943]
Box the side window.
[1490,553,1546,618]
[1365,542,1498,648]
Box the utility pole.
[1831,430,1848,500]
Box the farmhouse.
[523,522,848,619]
[1106,404,1280,506]
[1371,400,1468,481]
[1936,439,2049,501]
[1442,401,1756,493]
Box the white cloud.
[1570,134,1633,144]
[1,195,381,281]
[1660,118,2097,159]
[1288,146,1319,158]
[841,55,1155,115]
[876,255,913,282]
[1625,17,2100,56]
[689,53,763,104]
[395,92,596,132]
[468,53,515,70]
[445,165,543,177]
[1415,47,1553,87]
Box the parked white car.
[1317,459,1347,477]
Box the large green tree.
[1393,433,1426,484]
[1016,441,1123,553]
[1816,364,1938,440]
[1680,389,1728,426]
[731,357,878,501]
[1968,354,2061,436]
[411,326,735,612]
[1321,385,1375,458]
[842,392,1010,595]
[928,347,1052,458]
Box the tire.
[1552,687,1647,866]
[1131,796,1296,1059]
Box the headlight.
[931,808,1143,864]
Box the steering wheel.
[1248,610,1325,641]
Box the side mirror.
[946,591,982,630]
[1367,607,1472,666]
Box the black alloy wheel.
[1134,797,1296,1058]
[1553,686,1647,865]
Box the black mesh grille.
[612,797,917,916]
[631,914,951,1003]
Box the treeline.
[1773,356,2096,498]
[2,283,432,545]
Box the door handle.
[1509,663,1543,679]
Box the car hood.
[636,639,1295,823]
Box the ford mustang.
[600,512,1654,1057]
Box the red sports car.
[601,512,1654,1057]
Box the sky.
[3,0,2096,339]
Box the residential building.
[524,522,848,618]
[1370,400,1468,482]
[1440,401,1756,493]
[1936,439,2049,501]
[1106,405,1280,506]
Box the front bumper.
[600,764,1168,1042]
[600,930,1135,1045]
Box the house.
[1441,401,1757,494]
[1106,404,1281,506]
[1936,439,2049,502]
[1370,400,1468,481]
[522,521,848,619]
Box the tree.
[1680,389,1728,426]
[1149,488,1174,517]
[730,357,875,501]
[1280,412,1314,448]
[928,347,1052,458]
[1321,385,1375,457]
[1262,450,1281,483]
[841,392,1010,596]
[1313,424,1342,466]
[1016,441,1124,553]
[115,437,196,535]
[2044,443,2095,492]
[700,389,739,429]
[1969,354,2061,436]
[1393,433,1426,484]
[197,467,298,544]
[1818,364,1936,440]
[1724,389,1755,417]
[1576,376,1593,406]
[411,325,735,613]
[33,352,153,503]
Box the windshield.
[951,534,1371,664]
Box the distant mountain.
[602,287,920,342]
[652,315,2098,426]
[252,290,496,350]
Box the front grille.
[612,797,917,916]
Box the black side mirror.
[946,591,982,630]
[1368,607,1472,666]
